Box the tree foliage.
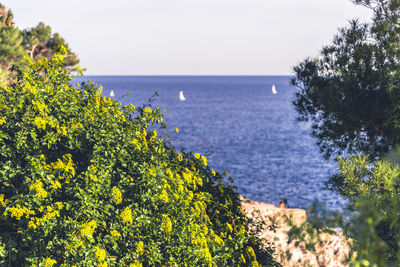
[22,22,79,69]
[0,4,25,70]
[0,50,278,266]
[333,155,400,266]
[0,3,79,86]
[292,0,400,159]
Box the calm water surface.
[74,76,346,210]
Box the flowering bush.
[0,50,278,266]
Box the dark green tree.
[22,22,79,70]
[292,0,400,159]
[0,4,25,70]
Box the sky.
[3,0,373,75]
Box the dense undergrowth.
[0,50,279,266]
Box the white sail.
[110,90,115,97]
[179,90,186,101]
[272,85,277,95]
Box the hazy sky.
[4,0,373,75]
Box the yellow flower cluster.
[32,100,46,112]
[211,169,216,176]
[0,194,8,207]
[159,188,169,203]
[226,222,233,233]
[0,116,5,125]
[112,187,123,204]
[29,180,48,198]
[70,122,81,132]
[143,107,152,114]
[120,207,133,224]
[8,204,35,220]
[95,246,107,262]
[33,116,47,130]
[98,262,108,267]
[80,220,97,238]
[28,204,63,229]
[194,153,207,166]
[161,215,172,234]
[129,260,143,267]
[44,258,57,267]
[45,154,75,182]
[50,180,61,190]
[215,235,225,246]
[177,153,183,162]
[148,169,156,177]
[136,240,144,255]
[111,230,121,237]
[131,138,141,151]
[246,246,257,261]
[240,254,246,263]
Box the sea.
[74,75,346,211]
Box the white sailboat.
[110,90,115,97]
[179,90,186,101]
[272,85,277,95]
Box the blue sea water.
[74,75,346,210]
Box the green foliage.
[0,4,25,72]
[334,155,400,265]
[0,3,79,85]
[0,51,278,266]
[22,22,79,69]
[292,0,400,159]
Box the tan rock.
[241,197,351,267]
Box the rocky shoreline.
[241,197,351,266]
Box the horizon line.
[80,74,294,77]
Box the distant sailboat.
[110,90,115,97]
[272,85,277,95]
[179,90,186,101]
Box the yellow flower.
[131,138,141,151]
[240,254,246,263]
[80,220,97,238]
[215,235,224,246]
[226,222,233,233]
[129,260,143,267]
[28,220,37,229]
[200,155,207,166]
[148,169,156,177]
[120,207,133,224]
[175,127,179,133]
[246,246,256,261]
[211,169,216,176]
[161,214,172,234]
[54,202,64,210]
[98,262,108,267]
[194,153,200,159]
[95,246,107,262]
[112,187,123,204]
[0,117,6,125]
[159,189,169,203]
[44,258,56,267]
[9,204,35,220]
[143,107,152,114]
[29,180,48,198]
[111,230,121,237]
[177,153,183,162]
[33,116,47,130]
[50,180,61,190]
[0,194,8,207]
[136,240,144,255]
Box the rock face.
[241,197,351,267]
